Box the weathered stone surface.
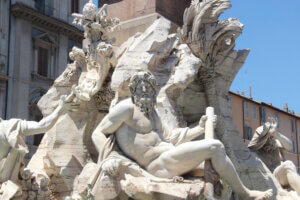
[27,111,104,197]
[27,2,118,198]
[120,174,205,200]
[111,16,177,99]
[157,43,202,129]
[178,1,285,199]
[0,181,21,200]
[73,162,99,196]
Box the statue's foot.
[247,189,273,200]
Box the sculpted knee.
[282,160,297,172]
[209,140,225,154]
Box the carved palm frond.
[179,0,249,94]
[180,0,242,63]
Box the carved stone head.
[129,71,157,115]
[97,42,113,57]
[248,121,278,152]
[83,0,97,21]
[69,47,85,63]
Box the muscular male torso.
[115,99,174,168]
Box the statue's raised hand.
[211,115,217,128]
[199,115,207,128]
[58,95,67,108]
[199,115,217,129]
[61,92,80,112]
[58,95,77,112]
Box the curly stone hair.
[129,71,157,95]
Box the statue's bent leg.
[147,139,221,178]
[148,139,272,199]
[287,170,300,196]
[275,161,300,195]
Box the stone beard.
[129,72,157,116]
[131,90,156,116]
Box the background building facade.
[230,92,300,169]
[0,0,88,158]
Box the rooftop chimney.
[241,91,245,96]
[291,110,295,115]
[284,104,288,112]
[249,86,252,99]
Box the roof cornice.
[11,3,83,42]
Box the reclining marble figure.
[0,96,67,184]
[249,120,300,196]
[91,71,272,199]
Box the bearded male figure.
[249,120,300,196]
[91,71,272,199]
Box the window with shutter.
[37,47,48,77]
[244,102,249,118]
[259,107,266,125]
[71,0,79,14]
[244,125,253,140]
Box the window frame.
[244,102,249,119]
[32,28,58,79]
[259,107,266,125]
[244,125,253,140]
[37,46,49,77]
[275,113,280,128]
[252,105,257,120]
[292,140,297,153]
[291,119,295,133]
[71,0,79,14]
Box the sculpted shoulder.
[112,98,134,111]
[108,98,134,121]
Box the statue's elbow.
[92,130,99,141]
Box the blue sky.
[221,0,300,114]
[94,0,299,114]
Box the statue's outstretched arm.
[175,116,206,143]
[22,96,67,136]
